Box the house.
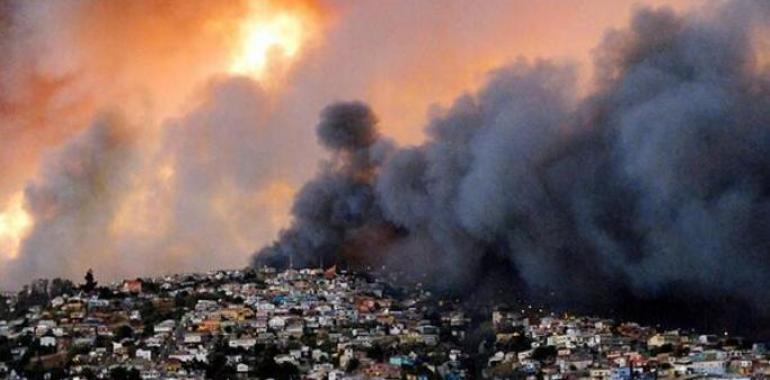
[365,363,401,379]
[228,337,257,349]
[275,354,298,366]
[165,358,183,372]
[121,279,143,294]
[169,353,195,363]
[390,355,414,366]
[183,333,204,345]
[268,316,286,330]
[611,366,631,380]
[648,332,679,348]
[141,369,160,379]
[136,348,152,361]
[690,360,726,376]
[195,300,218,312]
[40,336,56,348]
[558,355,593,371]
[154,320,176,334]
[286,320,304,337]
[590,367,612,380]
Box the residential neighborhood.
[0,267,767,379]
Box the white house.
[39,336,56,348]
[136,348,152,361]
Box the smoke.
[0,0,757,314]
[3,75,308,284]
[9,114,136,285]
[255,102,395,268]
[254,2,770,332]
[0,0,321,286]
[0,0,705,287]
[156,77,300,272]
[0,1,255,196]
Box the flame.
[0,192,32,260]
[228,3,312,79]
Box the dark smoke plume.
[255,101,394,268]
[254,3,770,334]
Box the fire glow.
[0,193,32,260]
[228,5,309,79]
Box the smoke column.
[254,2,770,334]
[0,0,323,286]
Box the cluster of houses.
[486,309,767,379]
[0,266,768,379]
[0,267,471,379]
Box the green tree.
[0,295,10,319]
[367,344,385,361]
[346,357,360,373]
[110,366,141,380]
[82,269,98,293]
[49,278,75,298]
[115,325,134,341]
[205,352,235,379]
[532,345,557,362]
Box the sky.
[0,0,706,289]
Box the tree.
[14,281,50,315]
[206,351,234,379]
[110,366,141,380]
[0,336,13,362]
[277,362,300,379]
[115,325,134,341]
[532,345,557,362]
[0,295,10,319]
[346,357,360,373]
[254,359,299,380]
[49,278,75,298]
[83,269,98,293]
[496,329,532,353]
[367,344,386,361]
[27,355,45,379]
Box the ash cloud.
[254,2,770,330]
[2,76,301,286]
[0,0,709,287]
[157,77,300,272]
[255,101,394,268]
[8,113,136,285]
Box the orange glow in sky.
[0,192,32,260]
[227,2,319,80]
[229,13,305,78]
